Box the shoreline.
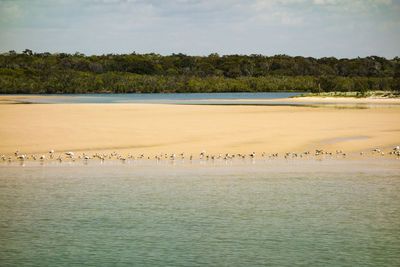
[2,94,400,105]
[1,156,399,170]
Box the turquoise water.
[1,163,400,266]
[8,92,304,104]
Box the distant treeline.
[1,49,399,94]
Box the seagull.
[65,152,74,156]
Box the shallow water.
[10,92,304,104]
[6,93,399,107]
[1,162,400,266]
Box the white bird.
[394,146,400,151]
[40,155,45,160]
[65,152,74,156]
[49,150,54,154]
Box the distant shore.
[197,96,400,104]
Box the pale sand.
[0,101,399,156]
[273,96,400,104]
[199,96,400,104]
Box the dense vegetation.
[1,49,399,94]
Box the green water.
[1,163,399,266]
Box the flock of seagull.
[1,146,399,165]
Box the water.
[320,136,369,145]
[9,92,304,104]
[1,162,399,266]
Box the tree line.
[0,49,399,94]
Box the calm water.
[11,92,304,104]
[1,162,400,266]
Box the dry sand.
[287,96,400,104]
[200,96,400,104]
[0,99,399,156]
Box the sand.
[200,96,400,104]
[0,97,399,157]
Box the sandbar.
[0,97,399,157]
[197,96,400,104]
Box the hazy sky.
[0,0,399,58]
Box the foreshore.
[0,95,399,164]
[198,96,400,104]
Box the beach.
[0,96,399,158]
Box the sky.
[0,0,399,58]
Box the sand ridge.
[196,96,400,104]
[0,101,399,157]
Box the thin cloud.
[0,0,399,57]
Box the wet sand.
[0,98,399,157]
